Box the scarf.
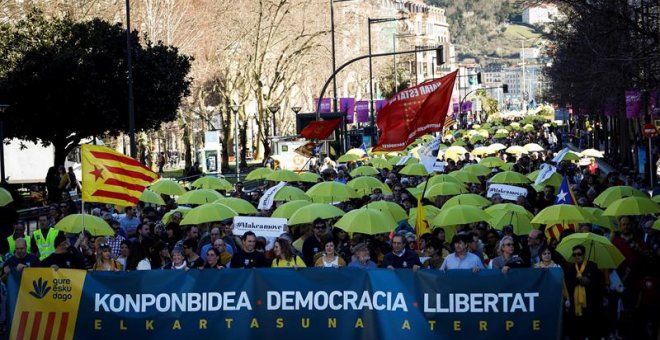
[574,261,588,316]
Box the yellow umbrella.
[431,205,491,227]
[581,149,604,158]
[180,203,238,225]
[191,176,233,191]
[531,204,593,225]
[556,233,625,269]
[162,207,192,224]
[653,219,660,231]
[448,170,481,184]
[350,166,380,177]
[490,171,531,184]
[364,200,408,222]
[54,214,114,236]
[446,146,469,155]
[369,158,392,170]
[480,157,505,168]
[345,148,368,157]
[176,189,223,205]
[306,181,357,203]
[334,208,397,235]
[408,205,442,227]
[593,186,648,208]
[422,174,465,187]
[451,140,466,147]
[337,153,361,163]
[556,151,581,162]
[653,195,660,204]
[139,189,166,205]
[348,176,392,196]
[273,186,310,202]
[524,143,544,152]
[442,193,492,208]
[399,163,429,176]
[602,196,660,216]
[266,170,301,182]
[424,182,468,198]
[489,143,506,151]
[245,168,273,181]
[214,197,258,214]
[506,145,528,155]
[582,207,617,230]
[0,187,14,207]
[288,203,345,225]
[271,200,311,219]
[151,179,186,196]
[298,172,322,183]
[471,146,494,156]
[462,164,491,176]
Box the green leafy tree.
[0,11,192,166]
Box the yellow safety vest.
[33,228,59,260]
[7,236,32,254]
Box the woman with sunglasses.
[92,245,122,271]
[488,235,526,273]
[271,238,305,269]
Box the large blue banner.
[8,268,563,340]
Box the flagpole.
[416,174,432,249]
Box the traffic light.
[502,84,509,93]
[435,45,444,65]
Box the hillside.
[426,0,544,64]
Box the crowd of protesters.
[1,119,658,339]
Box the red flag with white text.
[373,70,458,151]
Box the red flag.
[300,118,341,140]
[373,70,458,152]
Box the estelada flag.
[415,198,431,238]
[373,70,458,151]
[300,118,342,140]
[81,145,159,206]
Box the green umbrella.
[442,193,492,209]
[266,170,301,182]
[506,145,528,155]
[0,187,13,207]
[245,168,273,181]
[424,182,468,198]
[582,207,617,230]
[346,148,368,157]
[424,174,465,187]
[431,205,491,227]
[556,151,582,162]
[180,203,238,225]
[151,179,186,196]
[448,170,482,184]
[528,171,563,192]
[176,189,223,205]
[581,149,604,158]
[350,166,380,177]
[54,214,114,236]
[337,153,361,163]
[531,204,592,225]
[593,186,648,208]
[654,219,660,231]
[652,195,660,204]
[369,158,392,170]
[191,176,233,190]
[524,143,544,152]
[271,200,311,219]
[399,163,429,176]
[298,172,322,183]
[387,156,418,165]
[498,163,515,171]
[288,203,345,225]
[462,164,491,176]
[488,209,535,235]
[480,157,505,168]
[214,197,258,214]
[485,203,532,215]
[556,232,625,269]
[602,196,660,216]
[273,186,310,202]
[162,207,192,224]
[490,171,530,185]
[139,189,166,206]
[335,208,397,235]
[489,143,507,151]
[307,181,357,203]
[408,205,442,227]
[363,200,408,222]
[348,176,392,196]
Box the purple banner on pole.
[339,98,355,123]
[452,103,459,113]
[461,101,472,112]
[314,98,332,113]
[649,89,659,117]
[375,99,387,113]
[356,100,370,123]
[625,90,642,119]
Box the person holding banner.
[272,238,305,269]
[41,234,85,270]
[163,249,188,270]
[315,236,346,268]
[439,234,484,272]
[92,244,122,271]
[488,236,526,273]
[380,234,421,271]
[347,243,377,269]
[202,248,225,269]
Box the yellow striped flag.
[415,198,431,239]
[81,145,159,206]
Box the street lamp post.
[268,105,280,137]
[230,104,240,180]
[0,104,8,185]
[125,0,136,158]
[368,16,407,131]
[330,0,354,114]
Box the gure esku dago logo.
[29,277,51,299]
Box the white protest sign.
[487,184,528,201]
[257,181,288,210]
[232,216,287,238]
[419,135,444,173]
[534,164,557,186]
